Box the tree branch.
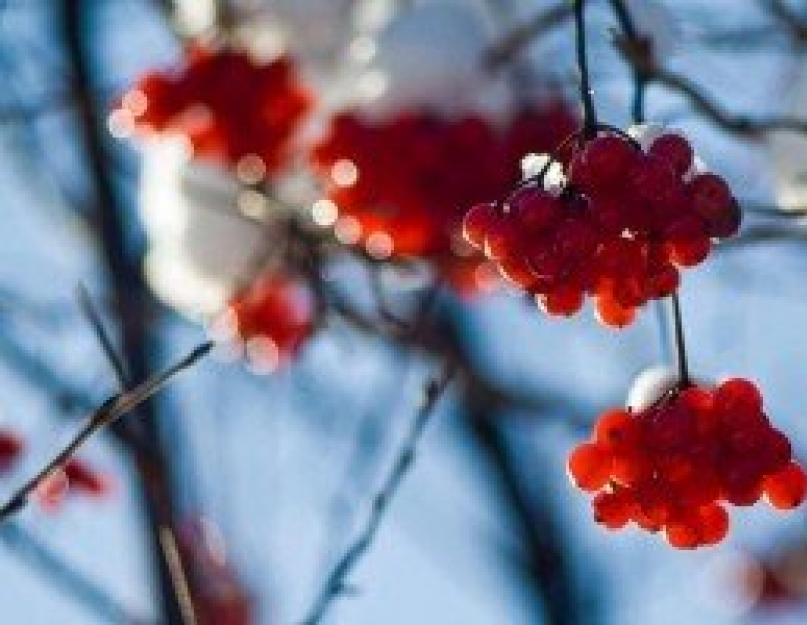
[300,364,456,625]
[0,341,212,520]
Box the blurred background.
[0,0,806,624]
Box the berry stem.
[670,292,691,388]
[608,0,693,389]
[573,0,598,135]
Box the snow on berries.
[117,45,312,173]
[463,129,742,327]
[213,273,314,373]
[311,104,577,293]
[568,378,805,549]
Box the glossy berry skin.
[464,130,742,327]
[313,103,578,293]
[764,463,807,510]
[568,378,804,549]
[120,46,312,173]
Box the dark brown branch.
[0,341,212,520]
[301,364,456,625]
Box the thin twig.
[76,286,200,625]
[484,3,573,69]
[608,0,693,389]
[0,341,212,520]
[670,292,691,387]
[573,0,598,134]
[608,0,807,139]
[300,364,456,625]
[1,522,155,625]
[76,283,129,384]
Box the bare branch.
[608,0,807,139]
[300,364,456,625]
[0,341,212,521]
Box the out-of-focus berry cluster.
[463,131,741,326]
[118,46,312,173]
[568,378,806,549]
[215,273,314,373]
[311,104,578,293]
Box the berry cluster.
[311,104,577,293]
[221,274,314,371]
[120,46,311,172]
[568,378,806,549]
[463,130,742,326]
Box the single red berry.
[567,443,612,492]
[665,518,701,550]
[462,202,498,249]
[569,135,639,192]
[688,173,741,238]
[498,255,537,289]
[594,293,636,329]
[508,188,560,233]
[484,219,519,261]
[764,463,807,510]
[536,285,584,317]
[715,378,763,419]
[592,490,635,530]
[649,134,693,178]
[594,409,639,450]
[610,449,652,487]
[697,503,730,546]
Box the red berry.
[697,503,730,546]
[484,219,519,261]
[536,285,584,317]
[610,450,652,487]
[567,443,612,492]
[462,202,498,249]
[764,463,807,510]
[665,518,701,550]
[688,173,741,238]
[649,134,693,178]
[595,293,636,329]
[715,378,763,418]
[592,490,635,529]
[569,135,639,192]
[594,409,638,450]
[508,188,560,233]
[497,255,536,289]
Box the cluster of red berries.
[567,378,806,549]
[121,46,311,172]
[223,274,314,370]
[463,130,742,326]
[311,104,577,293]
